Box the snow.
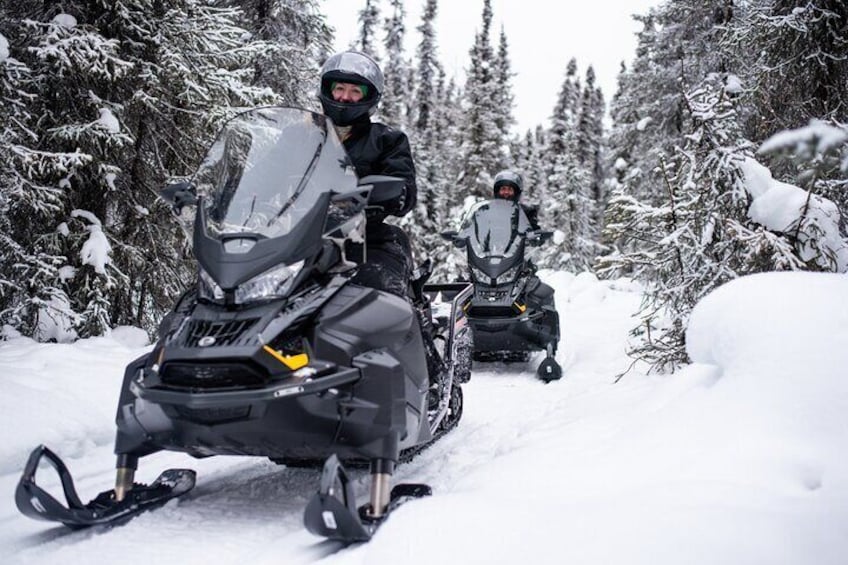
[52,13,78,29]
[0,32,9,63]
[724,73,743,94]
[97,108,120,134]
[58,265,77,282]
[2,271,847,564]
[35,293,78,344]
[71,209,113,274]
[739,157,848,271]
[636,116,652,131]
[759,120,848,157]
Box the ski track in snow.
[0,276,646,564]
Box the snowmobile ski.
[303,454,431,544]
[537,356,563,382]
[15,445,195,529]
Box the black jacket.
[343,121,417,220]
[523,204,541,231]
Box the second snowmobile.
[15,107,473,543]
[442,199,561,381]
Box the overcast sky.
[321,0,662,133]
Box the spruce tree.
[0,1,277,339]
[380,0,408,127]
[732,0,848,143]
[457,0,503,199]
[227,0,332,106]
[401,0,442,268]
[354,0,382,62]
[0,26,92,339]
[493,25,516,152]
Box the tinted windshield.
[192,107,359,239]
[459,199,531,258]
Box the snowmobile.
[15,107,473,543]
[441,199,561,381]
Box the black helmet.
[493,170,523,201]
[318,51,383,126]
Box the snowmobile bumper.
[118,351,423,464]
[467,306,559,355]
[130,365,361,408]
[15,445,194,529]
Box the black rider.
[317,51,417,298]
[318,51,445,389]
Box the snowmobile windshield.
[191,107,359,240]
[459,199,531,259]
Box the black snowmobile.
[15,107,473,543]
[441,198,561,381]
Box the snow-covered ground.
[2,270,846,564]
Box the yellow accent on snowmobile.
[263,346,310,370]
[513,302,527,313]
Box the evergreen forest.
[0,0,845,372]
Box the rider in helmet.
[493,170,523,202]
[318,51,417,297]
[493,169,540,230]
[319,51,446,390]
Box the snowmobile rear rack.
[15,445,195,529]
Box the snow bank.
[0,335,150,474]
[687,271,848,379]
[685,271,848,502]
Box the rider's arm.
[524,204,541,231]
[376,127,417,217]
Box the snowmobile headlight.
[235,260,304,304]
[495,263,522,284]
[469,265,491,284]
[198,268,225,301]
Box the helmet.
[493,170,523,201]
[318,51,384,126]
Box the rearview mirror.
[358,175,405,205]
[440,230,466,249]
[160,181,197,214]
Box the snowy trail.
[8,273,843,564]
[0,364,590,564]
[0,272,648,564]
[0,372,532,562]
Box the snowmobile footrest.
[15,445,195,529]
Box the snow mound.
[686,272,848,482]
[108,325,150,348]
[687,271,848,379]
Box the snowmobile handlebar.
[358,175,406,207]
[440,230,467,248]
[526,230,554,246]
